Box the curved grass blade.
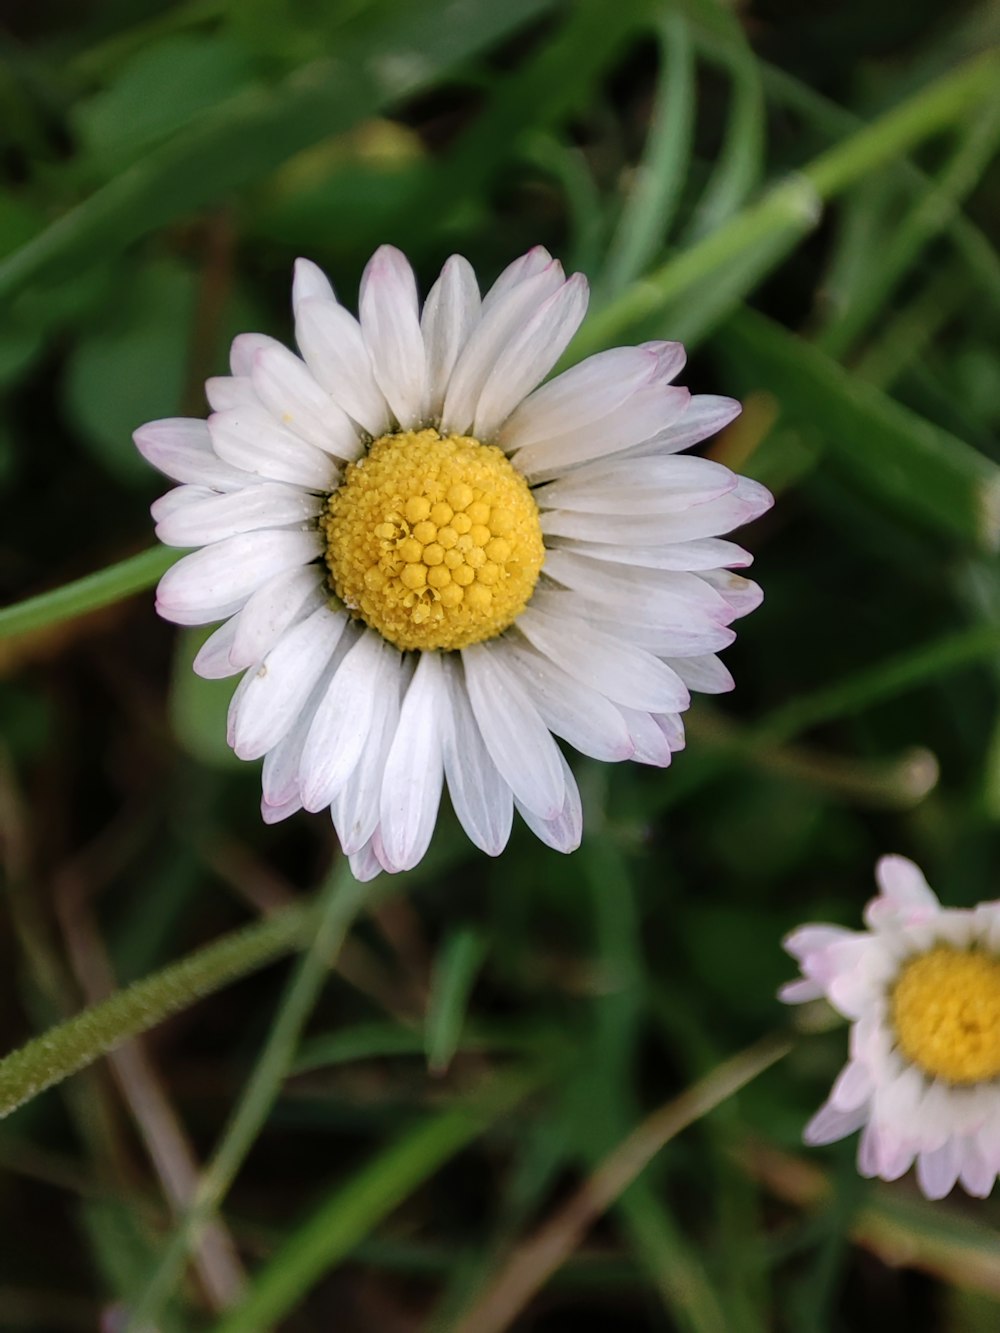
[211,1070,541,1333]
[600,11,695,297]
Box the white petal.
[155,529,321,622]
[348,838,385,882]
[615,706,673,766]
[542,550,734,632]
[480,246,552,312]
[540,475,773,544]
[462,641,565,819]
[917,1139,962,1200]
[260,678,329,806]
[472,273,589,440]
[331,655,408,854]
[615,394,743,461]
[584,610,735,658]
[421,255,481,419]
[206,375,257,412]
[230,565,326,670]
[512,386,690,482]
[535,455,736,514]
[292,257,336,311]
[548,536,751,573]
[958,1140,997,1197]
[154,482,322,547]
[250,342,363,461]
[777,977,825,1003]
[359,244,427,428]
[695,569,763,619]
[499,342,684,453]
[378,652,446,871]
[150,484,215,524]
[299,630,397,812]
[654,711,686,752]
[501,639,634,762]
[440,262,565,436]
[783,923,856,963]
[134,418,257,490]
[230,606,347,760]
[871,855,939,921]
[229,332,275,377]
[294,296,390,437]
[192,616,243,679]
[516,605,689,713]
[666,654,734,694]
[830,1059,874,1113]
[515,751,582,854]
[804,1097,869,1146]
[441,656,514,857]
[261,794,303,825]
[209,407,339,490]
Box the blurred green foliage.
[1,0,1000,1329]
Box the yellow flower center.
[322,428,544,652]
[891,946,1000,1084]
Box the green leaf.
[72,33,258,174]
[63,260,199,484]
[0,0,554,300]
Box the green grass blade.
[685,12,765,239]
[125,865,380,1329]
[600,12,695,296]
[212,1071,540,1333]
[0,546,176,641]
[425,929,488,1074]
[571,47,999,361]
[821,99,1000,357]
[757,622,1000,745]
[717,307,1000,550]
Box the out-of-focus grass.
[1,0,999,1329]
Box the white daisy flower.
[781,856,1000,1200]
[135,245,771,879]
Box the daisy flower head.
[135,246,771,879]
[781,856,1000,1199]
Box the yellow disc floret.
[322,428,544,652]
[891,946,1000,1085]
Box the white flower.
[136,245,771,878]
[781,856,1000,1199]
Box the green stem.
[0,547,177,641]
[572,48,999,358]
[125,864,377,1330]
[0,901,316,1120]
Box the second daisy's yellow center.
[891,946,1000,1084]
[322,428,544,652]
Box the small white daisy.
[135,245,771,878]
[781,856,1000,1199]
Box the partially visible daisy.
[135,245,771,879]
[781,856,1000,1199]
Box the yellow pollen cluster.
[891,946,1000,1085]
[322,428,545,652]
